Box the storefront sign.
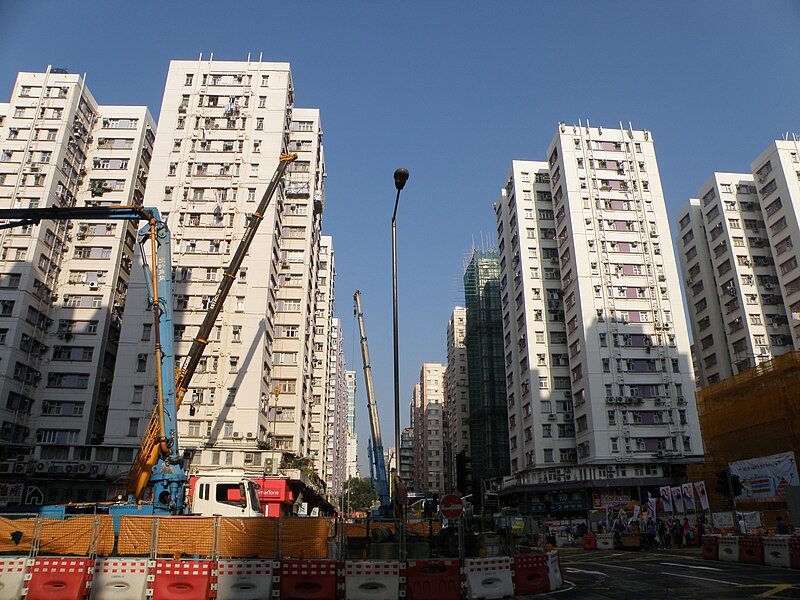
[0,482,24,505]
[592,489,630,509]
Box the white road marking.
[661,571,738,586]
[659,561,722,571]
[565,567,607,576]
[583,562,638,571]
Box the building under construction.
[690,350,800,510]
[463,249,510,505]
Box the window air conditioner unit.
[547,414,557,421]
[233,431,241,438]
[88,281,98,289]
[246,432,255,439]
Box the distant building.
[411,363,446,495]
[344,370,359,481]
[444,307,469,492]
[399,426,414,490]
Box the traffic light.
[715,469,731,497]
[730,474,743,497]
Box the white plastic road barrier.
[718,535,740,562]
[216,559,276,600]
[344,560,403,600]
[763,536,791,568]
[596,533,614,550]
[90,558,148,599]
[0,558,26,600]
[464,557,513,600]
[547,551,563,591]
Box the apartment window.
[141,323,152,341]
[128,418,139,437]
[185,74,194,86]
[132,386,143,404]
[136,353,147,372]
[229,356,239,373]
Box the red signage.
[440,494,463,519]
[253,478,291,503]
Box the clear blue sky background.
[1,1,798,476]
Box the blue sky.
[1,1,798,475]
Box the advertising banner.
[729,451,800,502]
[694,481,710,511]
[681,483,696,512]
[0,482,23,505]
[671,486,684,513]
[659,486,673,513]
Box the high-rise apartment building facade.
[750,140,800,346]
[313,236,334,485]
[344,370,359,481]
[104,60,327,487]
[444,307,469,492]
[676,139,800,389]
[0,69,154,491]
[410,363,446,495]
[325,317,348,497]
[496,125,703,506]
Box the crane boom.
[353,290,391,514]
[127,153,296,499]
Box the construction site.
[689,350,800,516]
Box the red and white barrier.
[702,534,720,561]
[596,533,614,550]
[344,560,403,599]
[0,558,27,600]
[405,559,461,600]
[216,559,276,600]
[512,554,549,595]
[24,557,94,600]
[90,558,148,599]
[547,550,563,591]
[277,559,342,599]
[147,560,216,600]
[463,557,513,600]
[763,536,791,568]
[718,535,740,563]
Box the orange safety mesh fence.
[117,516,154,555]
[0,516,35,554]
[344,520,442,538]
[39,515,115,556]
[695,350,800,509]
[281,517,331,559]
[219,517,278,558]
[155,517,214,557]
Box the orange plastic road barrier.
[278,560,341,599]
[702,535,720,561]
[147,560,216,600]
[405,559,462,600]
[739,535,764,565]
[583,532,597,550]
[24,557,93,600]
[513,553,550,595]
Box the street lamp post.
[391,167,409,559]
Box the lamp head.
[394,168,409,191]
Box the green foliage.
[341,477,377,513]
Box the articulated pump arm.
[353,290,391,514]
[126,153,297,501]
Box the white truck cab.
[191,476,263,517]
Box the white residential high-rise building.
[344,370,359,481]
[0,69,154,484]
[105,60,326,485]
[496,124,703,500]
[411,363,446,495]
[677,139,800,388]
[444,307,469,491]
[324,317,348,497]
[750,140,800,346]
[312,236,334,482]
[677,176,792,387]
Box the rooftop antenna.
[209,52,214,63]
[198,52,203,61]
[247,52,251,64]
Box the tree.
[341,477,377,514]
